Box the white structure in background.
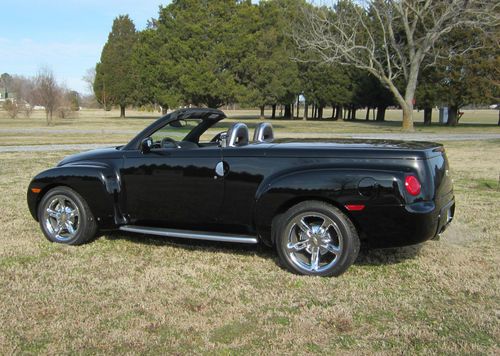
[0,91,16,104]
[439,107,448,124]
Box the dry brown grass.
[0,140,499,354]
[0,107,499,148]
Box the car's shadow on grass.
[103,231,423,268]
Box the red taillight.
[405,175,421,196]
[345,204,365,211]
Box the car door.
[120,145,224,229]
[217,145,271,233]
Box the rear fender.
[254,168,406,245]
[27,162,122,228]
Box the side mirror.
[141,137,153,154]
[219,132,228,147]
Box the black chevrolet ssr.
[27,108,455,276]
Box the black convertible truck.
[27,108,455,276]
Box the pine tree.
[94,15,137,117]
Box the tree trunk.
[376,106,387,121]
[284,104,292,119]
[291,104,294,119]
[401,104,414,130]
[423,107,432,126]
[120,104,126,118]
[365,107,370,121]
[279,105,283,117]
[335,106,342,120]
[271,104,276,119]
[331,105,336,120]
[303,102,308,120]
[162,106,168,115]
[402,63,418,131]
[318,106,323,120]
[259,105,265,120]
[352,108,357,120]
[447,105,459,126]
[498,110,500,126]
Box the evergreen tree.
[132,26,182,113]
[94,15,138,117]
[153,0,245,108]
[233,0,302,119]
[415,67,442,125]
[435,28,499,126]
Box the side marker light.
[345,204,365,211]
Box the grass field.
[0,108,499,147]
[0,108,499,354]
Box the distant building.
[0,91,17,103]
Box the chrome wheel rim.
[42,195,80,242]
[285,212,343,273]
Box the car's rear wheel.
[38,186,97,245]
[276,201,360,277]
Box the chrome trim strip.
[119,225,258,244]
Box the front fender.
[27,162,121,228]
[254,168,405,245]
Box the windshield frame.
[122,108,226,151]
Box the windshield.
[151,119,201,143]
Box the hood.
[58,147,121,166]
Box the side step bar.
[119,225,258,244]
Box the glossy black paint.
[28,108,455,248]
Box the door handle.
[215,161,228,178]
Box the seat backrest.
[253,122,274,143]
[227,123,249,147]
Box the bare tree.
[11,76,36,118]
[34,67,61,125]
[295,0,499,131]
[2,100,20,119]
[82,67,96,95]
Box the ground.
[0,109,499,354]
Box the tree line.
[93,0,498,129]
[93,1,392,122]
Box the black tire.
[37,186,97,245]
[275,201,360,277]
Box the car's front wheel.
[38,186,97,245]
[276,201,360,277]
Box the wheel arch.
[268,195,359,246]
[253,167,399,246]
[31,182,71,221]
[27,165,119,227]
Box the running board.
[119,225,258,244]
